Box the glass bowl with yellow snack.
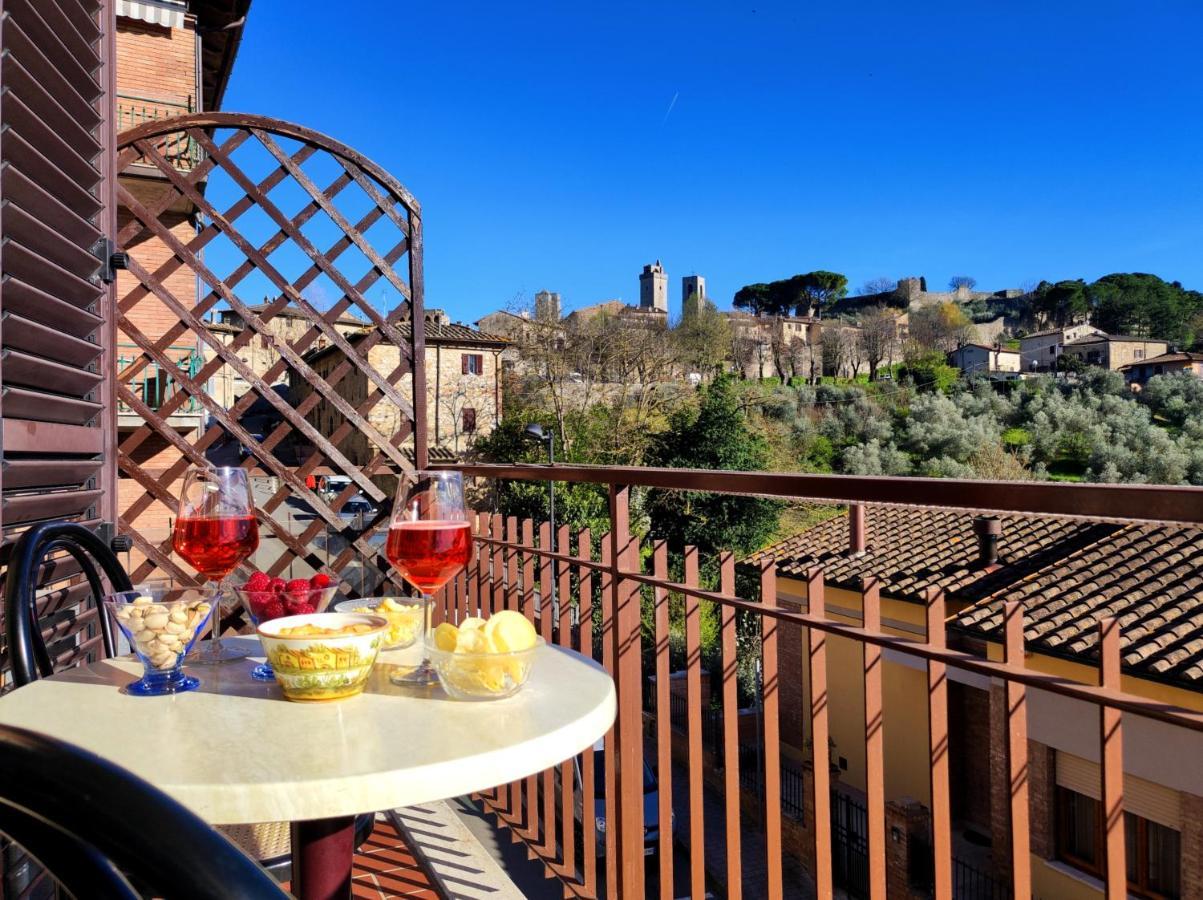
[425,610,544,701]
[333,596,428,650]
[256,612,387,702]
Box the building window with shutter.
[462,354,484,375]
[462,408,477,434]
[1055,786,1181,898]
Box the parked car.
[570,743,672,857]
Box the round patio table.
[0,635,615,899]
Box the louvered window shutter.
[0,2,117,538]
[461,354,468,374]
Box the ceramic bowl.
[333,597,429,650]
[424,636,545,701]
[235,585,340,681]
[256,612,387,702]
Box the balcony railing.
[427,463,1203,899]
[116,93,203,169]
[116,343,204,414]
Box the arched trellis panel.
[114,113,427,594]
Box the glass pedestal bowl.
[234,583,338,680]
[333,596,429,650]
[105,587,218,696]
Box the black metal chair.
[0,723,285,898]
[2,520,376,878]
[4,521,132,686]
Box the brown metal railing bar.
[862,578,887,898]
[926,588,953,900]
[684,545,706,900]
[520,519,539,846]
[579,528,598,897]
[652,541,674,899]
[720,551,743,900]
[1099,617,1125,899]
[759,561,784,900]
[807,569,834,897]
[556,522,577,882]
[538,520,557,861]
[1004,601,1031,896]
[450,464,1203,525]
[598,535,618,899]
[470,533,1203,731]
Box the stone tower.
[682,274,706,317]
[534,289,561,321]
[639,261,668,312]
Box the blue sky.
[221,1,1203,322]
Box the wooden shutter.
[1056,751,1182,830]
[0,0,117,540]
[462,407,476,433]
[461,353,468,375]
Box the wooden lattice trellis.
[114,113,427,594]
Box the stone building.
[1019,324,1106,372]
[1061,334,1169,371]
[682,274,706,317]
[727,313,828,379]
[639,260,668,312]
[295,312,507,464]
[113,0,249,551]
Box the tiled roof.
[1118,351,1203,370]
[752,505,1203,688]
[745,505,1109,605]
[1065,334,1165,346]
[952,524,1203,686]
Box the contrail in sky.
[662,91,679,123]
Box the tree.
[673,298,731,380]
[797,271,849,318]
[858,306,898,380]
[948,275,977,292]
[859,277,898,297]
[1088,273,1203,346]
[1031,279,1089,327]
[909,301,977,353]
[819,325,854,377]
[645,376,780,556]
[732,282,778,316]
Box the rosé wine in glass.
[172,514,259,580]
[386,521,472,595]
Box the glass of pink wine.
[173,465,260,664]
[386,470,472,685]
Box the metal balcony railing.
[116,344,204,414]
[116,93,203,169]
[423,463,1203,899]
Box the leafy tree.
[1141,372,1203,428]
[1088,273,1203,346]
[898,350,960,393]
[1031,279,1089,327]
[645,376,780,557]
[948,275,977,291]
[797,271,849,317]
[909,301,977,352]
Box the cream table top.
[0,635,615,825]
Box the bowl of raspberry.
[235,572,338,681]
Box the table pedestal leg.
[290,816,356,900]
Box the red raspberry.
[285,599,315,616]
[285,578,312,598]
[260,599,286,621]
[247,590,273,614]
[245,572,271,590]
[270,578,286,593]
[309,573,333,589]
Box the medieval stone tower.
[639,261,668,312]
[682,274,706,317]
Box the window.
[462,407,477,433]
[1135,349,1145,360]
[1056,787,1181,899]
[1049,346,1057,356]
[461,353,484,375]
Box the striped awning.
[116,0,187,29]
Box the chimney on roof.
[848,504,866,557]
[973,516,1001,568]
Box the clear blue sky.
[221,1,1203,321]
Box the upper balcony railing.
[116,93,203,170]
[116,343,205,414]
[428,463,1203,900]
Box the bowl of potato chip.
[425,610,543,700]
[256,612,387,702]
[333,596,428,650]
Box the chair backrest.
[3,522,133,686]
[0,724,285,899]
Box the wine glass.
[173,466,260,664]
[386,470,472,685]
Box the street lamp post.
[523,423,556,613]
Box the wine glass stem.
[211,578,225,649]
[418,593,433,668]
